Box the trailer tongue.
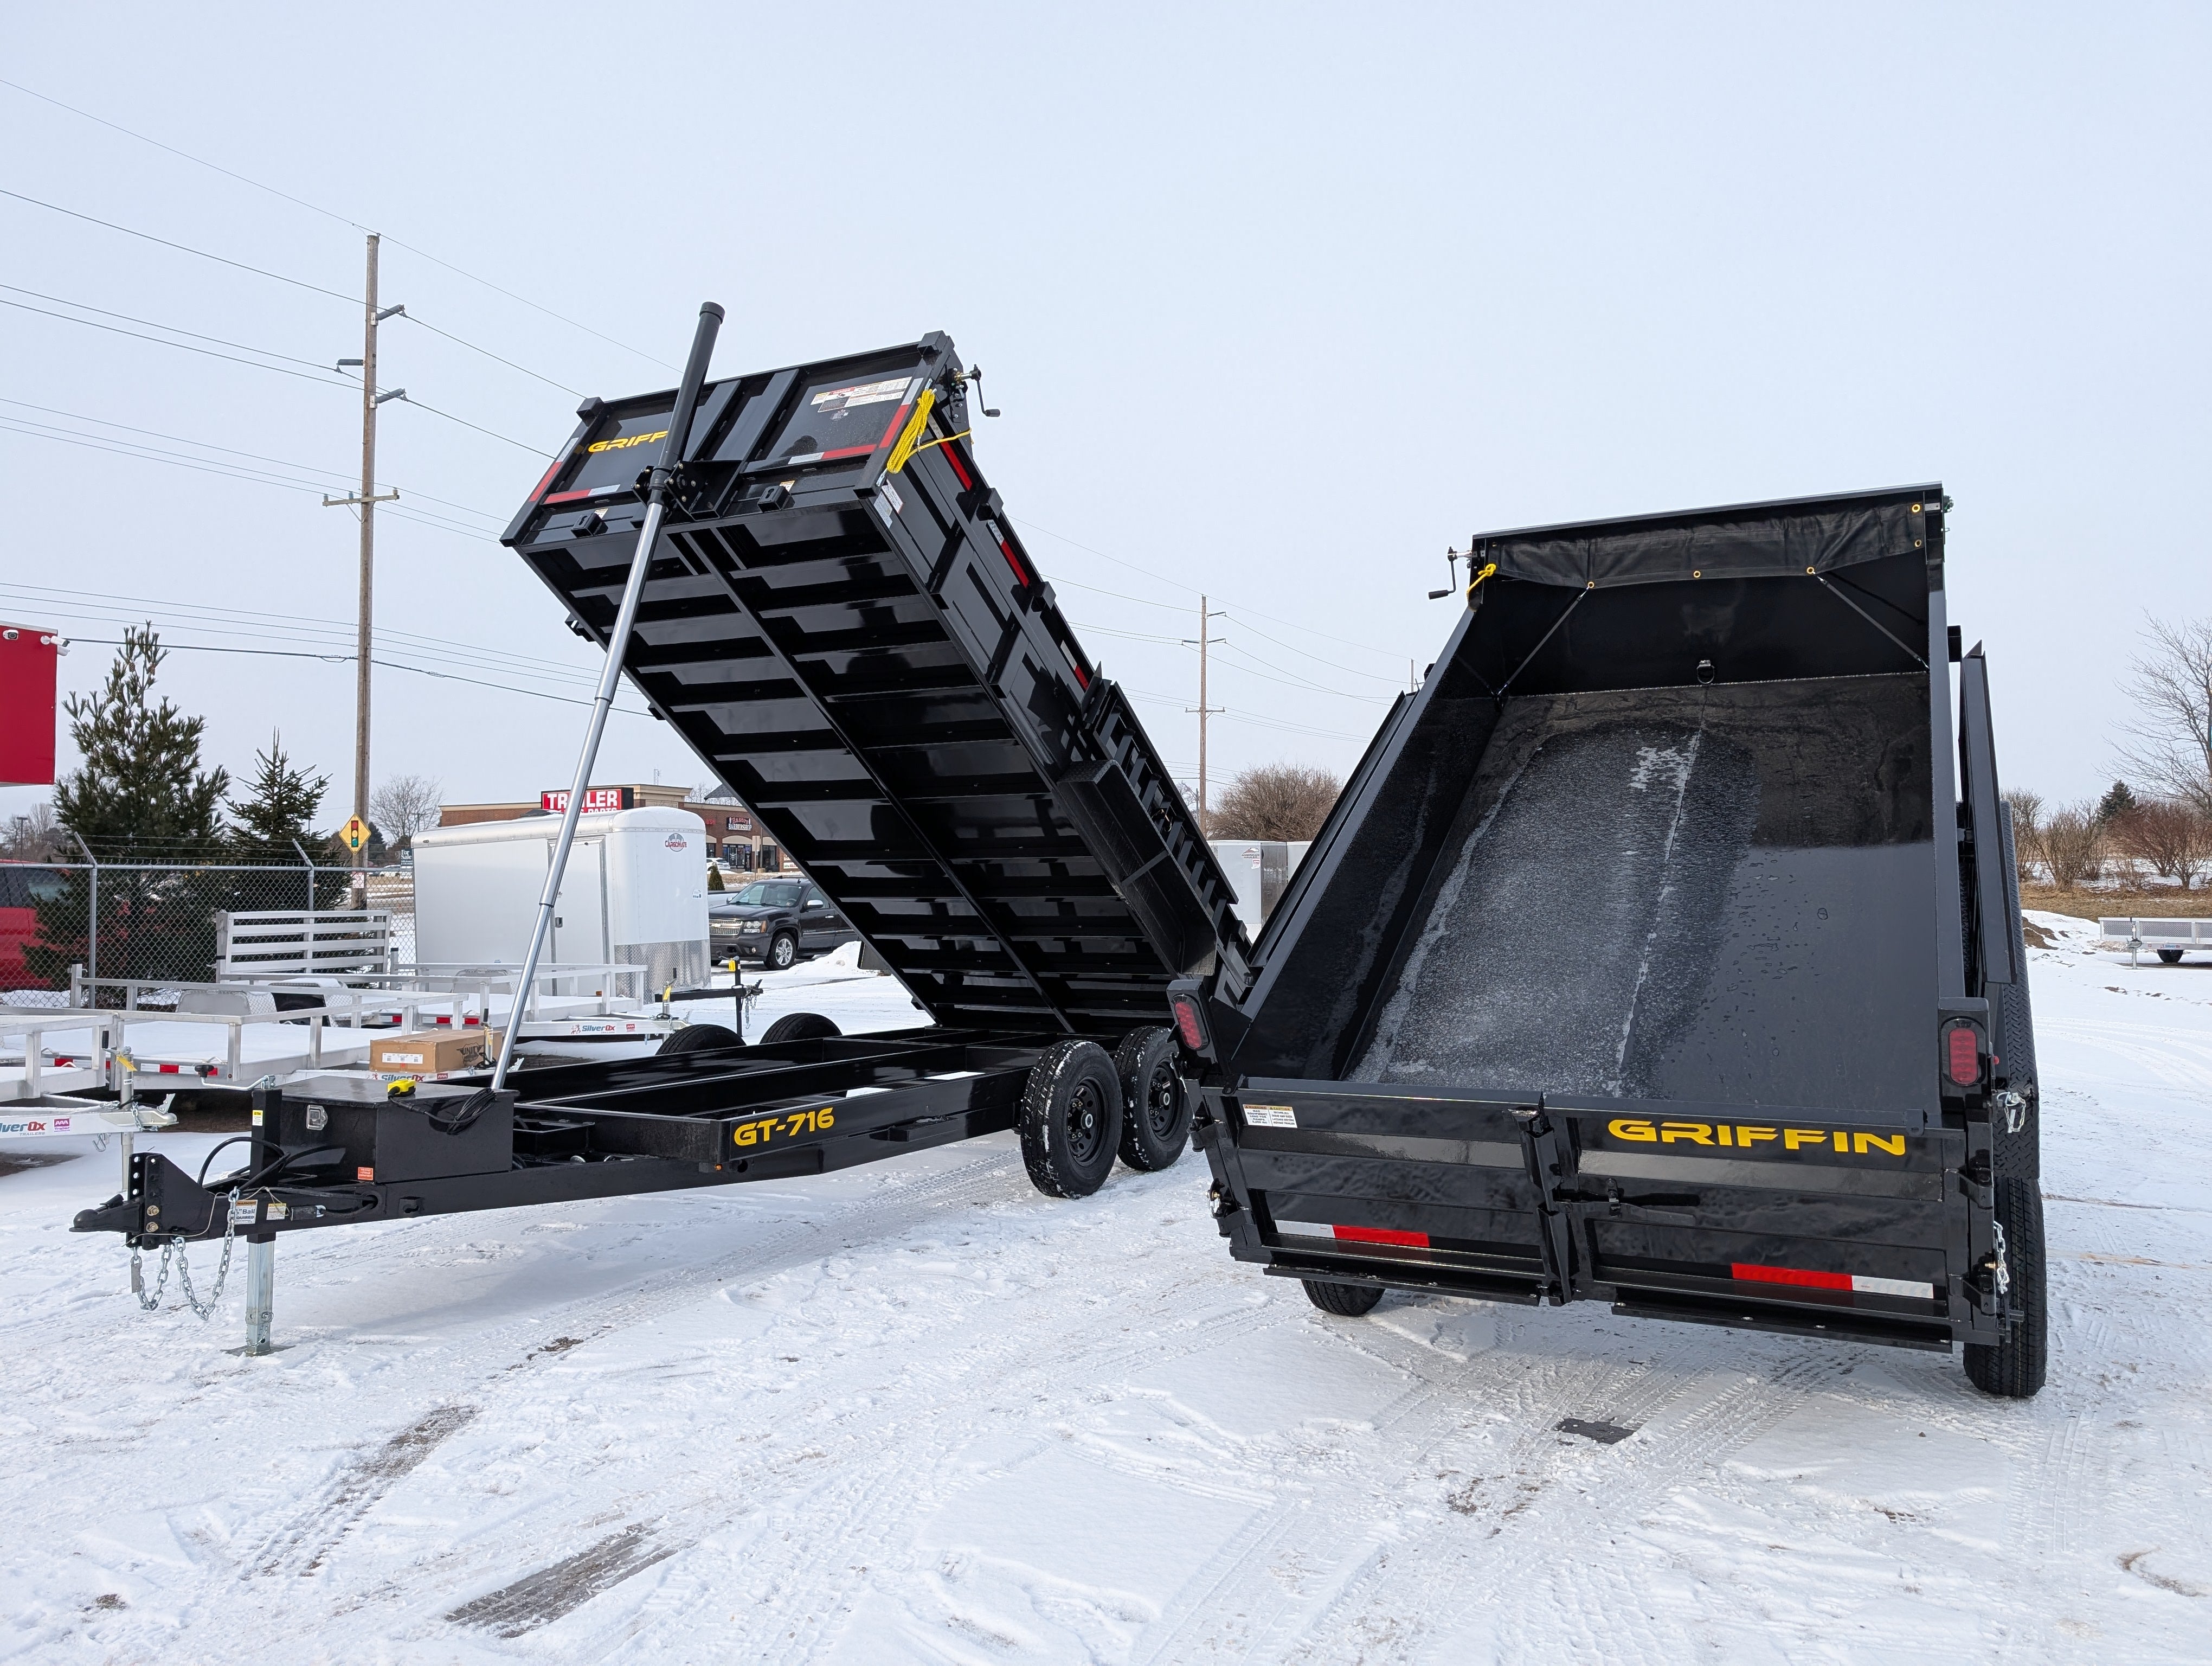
[73,330,1248,1342]
[1179,486,2048,1397]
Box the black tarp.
[1469,485,1938,591]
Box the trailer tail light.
[1169,992,1206,1052]
[1945,1022,1983,1087]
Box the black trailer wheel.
[1018,1039,1123,1198]
[1302,1279,1385,1317]
[1113,1027,1190,1171]
[1963,1175,2048,1398]
[766,932,799,971]
[760,1011,840,1043]
[2158,948,2184,964]
[660,1023,741,1055]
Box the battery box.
[265,1074,515,1184]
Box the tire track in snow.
[233,1149,1027,1588]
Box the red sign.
[0,624,61,787]
[541,786,630,813]
[725,813,752,832]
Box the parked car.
[709,878,858,970]
[0,864,67,988]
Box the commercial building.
[436,783,782,870]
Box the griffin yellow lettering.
[586,428,670,454]
[1854,1131,1906,1157]
[1834,1131,1848,1152]
[1737,1125,1777,1146]
[1715,1124,1733,1146]
[1660,1122,1714,1145]
[1608,1118,1658,1143]
[735,1122,758,1147]
[1784,1129,1828,1151]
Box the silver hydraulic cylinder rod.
[491,302,724,1090]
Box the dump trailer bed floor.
[1351,675,1934,1111]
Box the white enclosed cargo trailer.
[412,809,709,991]
[1208,839,1311,931]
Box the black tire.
[760,1011,840,1044]
[1302,1279,1384,1317]
[1990,806,2041,1182]
[2157,947,2184,965]
[1113,1027,1191,1171]
[765,932,799,972]
[1963,1175,2048,1398]
[659,1022,741,1055]
[1017,1039,1123,1198]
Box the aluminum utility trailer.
[73,333,1249,1323]
[1174,486,2049,1398]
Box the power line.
[1014,512,1416,666]
[395,313,583,397]
[0,282,343,373]
[1208,640,1394,703]
[0,396,504,521]
[0,184,358,303]
[0,421,493,539]
[0,294,352,387]
[3,579,620,684]
[0,76,674,369]
[61,635,655,716]
[385,392,552,458]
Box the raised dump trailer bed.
[73,333,1243,1302]
[1178,486,2049,1397]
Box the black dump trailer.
[75,333,1250,1264]
[1176,486,2047,1397]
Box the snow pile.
[1,912,2206,1659]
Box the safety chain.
[1990,1219,2011,1298]
[128,1187,241,1320]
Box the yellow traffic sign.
[340,815,370,853]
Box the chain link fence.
[1,858,416,998]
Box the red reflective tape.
[942,440,974,489]
[157,1062,181,1074]
[1732,1262,1851,1291]
[543,489,593,504]
[1335,1225,1429,1248]
[999,539,1029,585]
[876,402,911,452]
[528,457,563,500]
[819,444,879,460]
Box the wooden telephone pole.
[324,233,401,898]
[1189,595,1226,830]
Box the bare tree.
[0,802,63,861]
[2039,802,2106,890]
[2121,798,2212,890]
[369,773,443,849]
[2002,789,2043,881]
[1212,764,1341,840]
[2117,617,2212,817]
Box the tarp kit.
[1175,485,2048,1398]
[73,322,1246,1345]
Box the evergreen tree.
[2096,780,2140,826]
[228,732,330,858]
[227,733,349,910]
[26,627,230,986]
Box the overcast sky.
[3,4,2206,827]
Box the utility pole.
[324,233,402,902]
[1186,595,1226,831]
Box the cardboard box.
[368,1028,503,1075]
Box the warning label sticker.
[1243,1104,1298,1129]
[809,377,914,413]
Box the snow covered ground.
[1,916,2207,1663]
